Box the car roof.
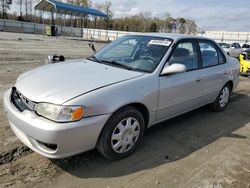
[131,32,210,41]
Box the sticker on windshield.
[148,40,171,46]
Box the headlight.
[35,103,85,122]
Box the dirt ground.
[0,32,250,188]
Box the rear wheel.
[97,106,145,160]
[210,83,231,112]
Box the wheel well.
[117,103,150,128]
[226,80,233,91]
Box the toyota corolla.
[3,33,240,160]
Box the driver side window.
[169,41,199,71]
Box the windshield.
[218,43,230,48]
[91,35,173,72]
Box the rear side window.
[169,41,199,71]
[199,41,225,67]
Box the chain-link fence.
[1,19,250,44]
[204,31,250,44]
[0,19,82,37]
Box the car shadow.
[51,92,250,178]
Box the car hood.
[15,59,144,104]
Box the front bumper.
[3,89,110,158]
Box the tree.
[68,0,92,27]
[15,0,25,21]
[143,11,152,19]
[0,0,12,19]
[164,12,171,19]
[178,17,187,34]
[24,0,32,21]
[93,3,102,28]
[149,22,157,32]
[186,19,197,35]
[74,0,92,27]
[102,1,112,29]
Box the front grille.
[11,87,35,112]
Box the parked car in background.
[218,42,230,48]
[219,42,242,58]
[242,43,250,51]
[3,33,240,160]
[239,49,250,76]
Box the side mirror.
[48,55,65,64]
[88,42,96,53]
[161,63,187,75]
[230,46,235,49]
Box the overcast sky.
[93,0,249,32]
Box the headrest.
[202,50,216,56]
[173,48,190,58]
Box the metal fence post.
[3,19,5,32]
[105,30,108,41]
[22,21,24,33]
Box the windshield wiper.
[87,56,148,72]
[88,56,133,70]
[87,56,102,63]
[100,59,133,70]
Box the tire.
[210,83,231,112]
[97,106,145,160]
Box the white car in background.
[219,42,242,58]
[242,43,250,51]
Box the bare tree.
[102,1,112,29]
[0,0,13,19]
[186,19,197,35]
[178,17,187,34]
[23,0,33,21]
[14,0,26,21]
[93,2,102,28]
[24,0,28,20]
[143,11,152,19]
[74,0,92,28]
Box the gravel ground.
[0,31,250,188]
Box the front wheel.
[97,106,145,160]
[210,83,231,112]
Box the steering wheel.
[140,56,157,66]
[142,56,156,61]
[129,59,154,72]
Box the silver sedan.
[3,33,240,160]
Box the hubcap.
[219,87,230,108]
[111,117,140,153]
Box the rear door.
[197,40,228,105]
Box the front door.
[156,40,202,121]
